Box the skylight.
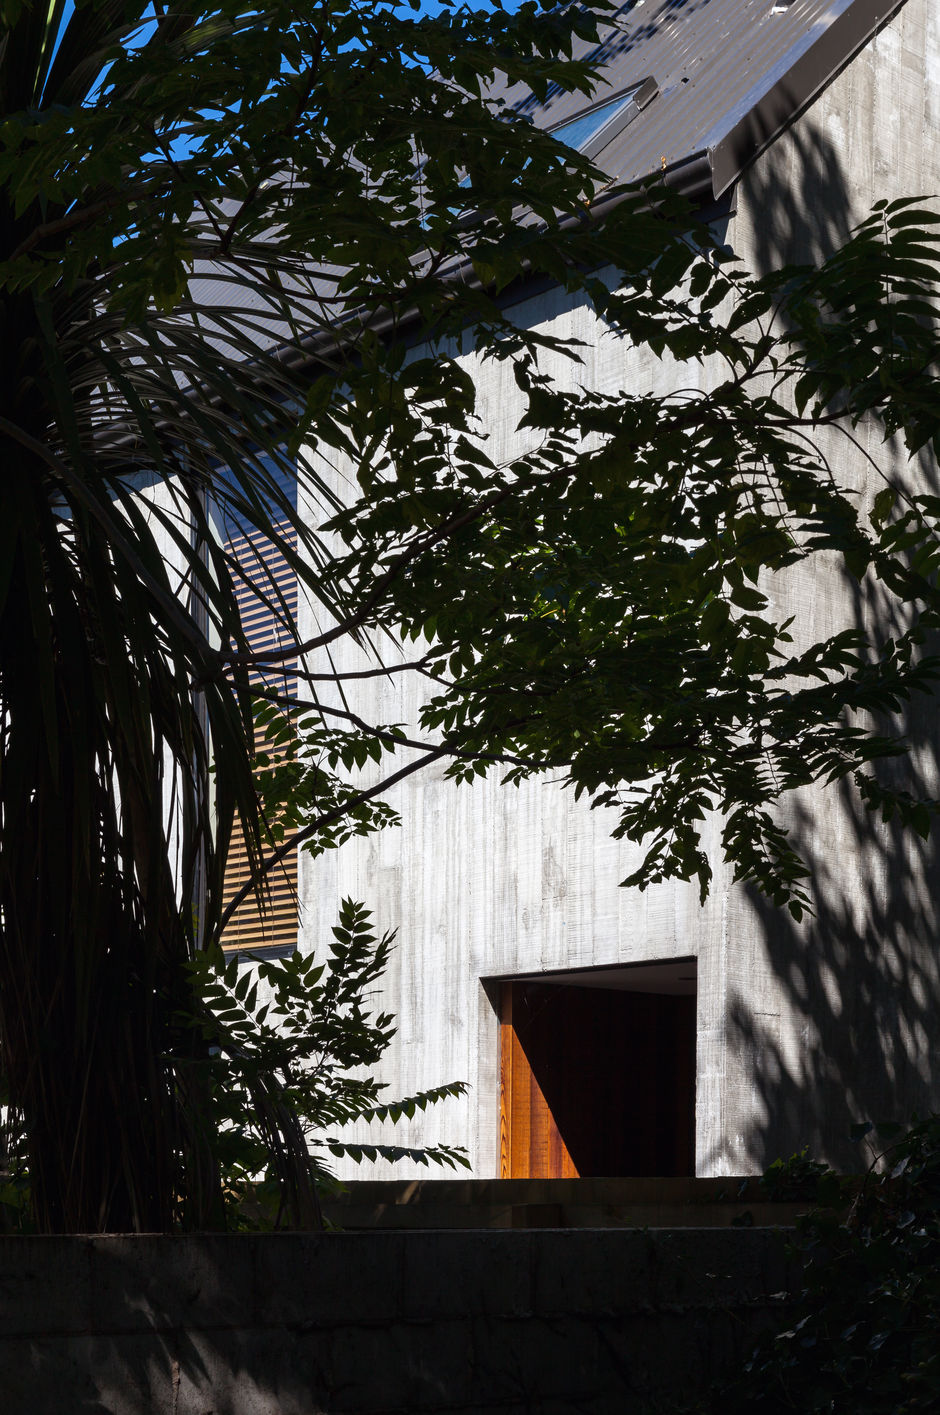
[428,77,658,228]
[550,93,636,152]
[547,77,658,158]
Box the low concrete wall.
[322,1176,809,1230]
[0,1229,794,1414]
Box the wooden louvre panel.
[220,522,299,954]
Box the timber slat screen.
[220,521,298,954]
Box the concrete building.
[237,0,940,1180]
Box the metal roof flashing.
[705,0,910,199]
[508,0,913,205]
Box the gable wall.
[703,0,940,1175]
[297,0,940,1180]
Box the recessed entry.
[492,959,697,1179]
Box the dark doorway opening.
[497,961,696,1178]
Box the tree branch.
[9,193,129,261]
[218,744,447,932]
[247,682,550,772]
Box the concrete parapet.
[319,1176,809,1231]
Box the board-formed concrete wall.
[0,1228,794,1415]
[294,0,940,1181]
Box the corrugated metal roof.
[497,0,909,199]
[175,0,911,383]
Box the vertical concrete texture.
[705,0,940,1174]
[294,0,940,1181]
[0,1230,794,1415]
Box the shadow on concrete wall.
[717,120,940,1173]
[742,108,857,273]
[6,1234,334,1415]
[726,480,940,1172]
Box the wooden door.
[499,983,579,1179]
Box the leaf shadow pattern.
[738,106,857,274]
[8,1235,333,1415]
[699,83,940,1173]
[722,468,940,1172]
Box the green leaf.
[871,486,898,529]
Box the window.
[547,76,658,160]
[496,959,696,1178]
[550,93,636,152]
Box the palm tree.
[0,0,610,1231]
